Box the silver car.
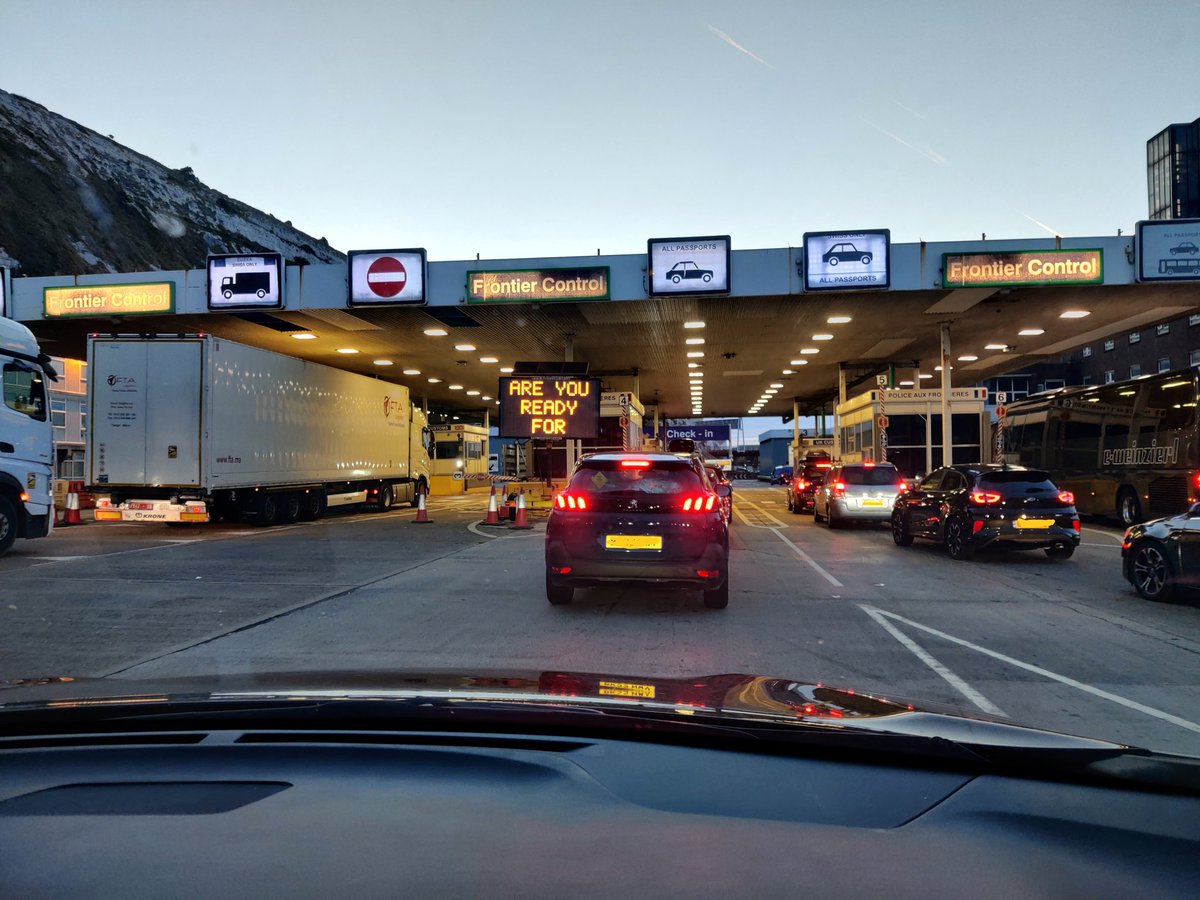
[814,462,904,528]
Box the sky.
[4,0,1197,260]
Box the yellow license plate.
[1015,518,1054,529]
[598,681,656,699]
[605,534,662,550]
[861,499,885,507]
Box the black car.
[545,452,732,608]
[665,260,714,283]
[786,462,831,514]
[1121,502,1200,601]
[891,464,1079,560]
[769,465,793,485]
[821,242,872,266]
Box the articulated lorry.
[0,317,56,556]
[88,335,430,525]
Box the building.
[1148,117,1200,220]
[758,429,793,478]
[48,356,88,482]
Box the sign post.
[994,392,1007,463]
[876,374,889,462]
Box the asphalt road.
[3,484,1199,756]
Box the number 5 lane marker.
[861,604,1200,734]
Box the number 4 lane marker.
[861,605,1200,735]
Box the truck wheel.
[299,490,322,521]
[282,492,302,523]
[377,484,394,510]
[0,495,18,556]
[256,492,281,527]
[222,289,233,299]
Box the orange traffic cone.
[511,488,531,529]
[481,483,503,526]
[412,483,432,524]
[62,485,81,526]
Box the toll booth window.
[466,441,483,460]
[435,441,461,460]
[3,363,48,421]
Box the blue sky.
[5,0,1198,261]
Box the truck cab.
[0,318,56,555]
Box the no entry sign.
[348,249,427,306]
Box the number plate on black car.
[605,535,662,550]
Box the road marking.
[32,540,201,567]
[732,496,844,587]
[733,493,790,527]
[860,604,1006,716]
[467,520,502,539]
[866,606,1200,735]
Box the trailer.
[87,335,430,525]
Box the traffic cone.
[481,483,503,526]
[511,488,531,529]
[412,484,432,524]
[62,485,81,526]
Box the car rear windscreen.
[569,462,704,508]
[841,466,900,485]
[978,470,1059,496]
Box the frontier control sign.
[468,267,609,303]
[941,249,1103,287]
[499,375,600,438]
[44,282,175,317]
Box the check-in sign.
[1136,220,1200,282]
[207,253,283,309]
[648,236,731,295]
[803,230,890,290]
[499,375,601,438]
[468,268,609,303]
[941,249,1103,287]
[44,283,175,317]
[348,249,427,305]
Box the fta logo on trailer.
[348,249,428,306]
[207,253,284,310]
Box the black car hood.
[0,668,1126,751]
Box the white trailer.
[87,335,430,525]
[0,317,56,555]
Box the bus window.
[1062,418,1101,473]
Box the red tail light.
[1072,519,1081,533]
[795,479,807,490]
[832,481,846,495]
[970,491,1002,505]
[863,461,875,467]
[972,520,984,534]
[897,482,906,492]
[554,492,589,510]
[620,459,652,469]
[682,494,717,512]
[1057,491,1075,504]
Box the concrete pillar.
[940,323,953,468]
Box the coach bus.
[998,368,1200,525]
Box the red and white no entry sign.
[366,256,408,298]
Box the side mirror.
[714,484,732,498]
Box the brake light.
[863,461,875,467]
[620,459,652,469]
[1072,519,1081,533]
[897,482,906,491]
[554,492,588,510]
[816,462,832,468]
[832,482,846,495]
[795,479,807,490]
[1057,491,1075,504]
[972,520,984,534]
[682,494,717,512]
[970,491,1002,505]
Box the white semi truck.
[88,335,431,525]
[0,317,56,556]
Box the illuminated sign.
[348,248,427,305]
[498,375,601,438]
[207,253,283,309]
[648,236,731,295]
[1136,220,1200,282]
[941,249,1103,287]
[665,424,731,442]
[804,230,891,290]
[43,282,175,318]
[467,267,609,303]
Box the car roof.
[580,452,694,463]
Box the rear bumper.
[972,525,1079,550]
[829,498,893,520]
[546,540,728,589]
[94,498,210,523]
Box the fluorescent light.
[423,328,448,336]
[958,355,978,362]
[685,337,705,345]
[799,348,819,355]
[482,396,492,401]
[782,369,795,375]
[448,384,464,391]
[1019,328,1044,336]
[794,360,809,366]
[454,343,476,352]
[479,356,498,364]
[919,373,933,379]
[1059,310,1090,319]
[427,377,442,383]
[687,362,701,368]
[290,332,317,340]
[687,351,705,358]
[812,333,834,341]
[764,389,778,395]
[827,315,852,324]
[684,321,705,329]
[467,390,481,396]
[984,343,1008,350]
[770,382,784,388]
[403,368,420,375]
[499,367,514,373]
[373,359,393,366]
[899,380,915,387]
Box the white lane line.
[770,527,844,587]
[733,493,790,527]
[860,605,1007,716]
[467,520,502,539]
[868,606,1200,735]
[32,540,201,567]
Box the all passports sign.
[803,230,891,291]
[498,375,601,438]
